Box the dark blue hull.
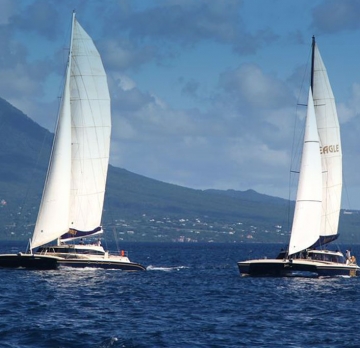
[0,254,59,270]
[238,259,359,277]
[238,261,318,277]
[316,266,358,277]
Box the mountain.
[0,97,359,244]
[0,98,51,236]
[0,98,51,183]
[204,188,287,205]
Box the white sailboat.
[0,13,145,271]
[237,37,359,277]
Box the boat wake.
[146,265,189,272]
[99,337,118,348]
[59,266,99,272]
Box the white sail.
[68,18,111,234]
[312,43,342,240]
[31,14,110,249]
[288,88,322,256]
[31,57,72,249]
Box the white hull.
[36,244,146,271]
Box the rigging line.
[102,186,121,254]
[16,15,73,239]
[342,175,352,210]
[16,126,53,236]
[286,41,313,236]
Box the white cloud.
[113,73,136,91]
[219,63,293,109]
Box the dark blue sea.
[1,241,360,347]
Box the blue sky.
[2,0,360,208]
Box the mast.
[69,11,75,70]
[310,36,315,94]
[55,12,75,247]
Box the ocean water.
[1,241,360,347]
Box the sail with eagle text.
[311,37,342,247]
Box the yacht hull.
[0,254,59,270]
[58,259,146,271]
[36,244,146,271]
[238,259,359,277]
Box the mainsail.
[31,13,111,249]
[288,88,322,255]
[311,38,342,245]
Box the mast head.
[310,36,316,93]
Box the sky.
[1,0,360,208]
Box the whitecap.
[146,265,189,272]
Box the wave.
[146,265,189,272]
[99,337,119,348]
